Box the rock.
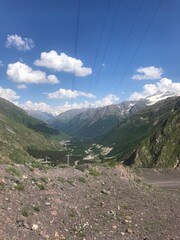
[126,228,133,233]
[54,232,59,238]
[45,202,51,206]
[121,232,125,236]
[24,223,30,229]
[32,224,38,230]
[11,176,21,183]
[101,189,111,195]
[51,210,57,216]
[16,219,24,227]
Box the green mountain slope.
[0,97,60,136]
[100,97,180,168]
[0,98,64,164]
[49,102,141,138]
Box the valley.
[0,93,180,240]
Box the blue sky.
[0,0,180,115]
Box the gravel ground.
[0,164,180,240]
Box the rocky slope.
[0,164,179,240]
[101,96,180,168]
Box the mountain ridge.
[48,92,178,138]
[100,96,180,168]
[0,98,64,164]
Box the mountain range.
[0,91,179,168]
[48,91,178,138]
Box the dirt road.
[137,168,180,189]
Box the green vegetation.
[0,181,5,190]
[100,97,180,168]
[88,167,101,177]
[15,182,25,191]
[78,176,87,183]
[40,177,48,183]
[7,166,22,178]
[33,206,41,212]
[66,179,74,185]
[21,208,30,217]
[58,176,65,183]
[0,97,66,164]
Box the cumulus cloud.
[128,78,180,101]
[6,34,34,51]
[92,94,119,107]
[0,86,19,101]
[21,101,53,114]
[21,94,119,116]
[132,66,163,80]
[34,50,92,77]
[7,62,59,85]
[47,88,95,99]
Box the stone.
[24,223,30,229]
[45,202,51,206]
[126,228,133,233]
[51,210,57,216]
[101,189,111,195]
[32,224,38,230]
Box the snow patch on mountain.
[145,92,179,105]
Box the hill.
[0,98,60,136]
[0,98,64,164]
[100,96,180,168]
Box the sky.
[0,0,180,115]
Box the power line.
[104,0,143,95]
[113,0,163,96]
[92,0,122,95]
[88,0,111,93]
[72,0,81,93]
[70,0,81,133]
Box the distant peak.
[146,91,179,105]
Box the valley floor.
[0,164,179,240]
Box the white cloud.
[0,86,19,101]
[20,94,119,116]
[34,50,92,77]
[92,94,119,107]
[132,66,163,80]
[7,62,59,85]
[21,101,53,114]
[47,88,95,99]
[0,60,4,67]
[16,84,27,89]
[5,34,34,51]
[128,78,180,100]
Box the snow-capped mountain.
[145,91,179,105]
[25,92,179,136]
[47,92,179,138]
